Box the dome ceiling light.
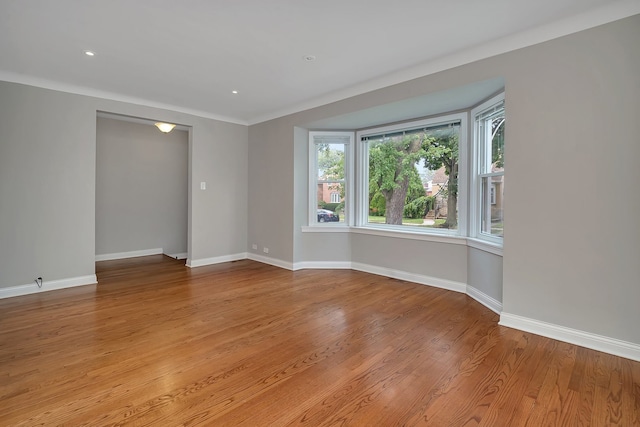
[155,122,176,133]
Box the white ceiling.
[0,0,638,125]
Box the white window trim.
[356,112,468,237]
[467,237,504,256]
[350,226,467,245]
[470,92,505,246]
[308,131,354,227]
[301,225,351,233]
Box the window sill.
[466,238,503,256]
[351,226,467,245]
[301,225,351,233]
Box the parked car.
[317,209,340,223]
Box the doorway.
[95,113,189,262]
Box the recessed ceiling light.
[304,55,316,62]
[232,90,238,94]
[84,50,95,56]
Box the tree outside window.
[363,120,461,230]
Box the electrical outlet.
[263,247,269,254]
[252,243,258,250]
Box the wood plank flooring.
[1,255,638,426]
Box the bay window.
[307,90,504,250]
[471,93,505,243]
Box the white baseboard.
[95,248,163,262]
[246,253,294,270]
[0,275,98,299]
[292,261,352,270]
[165,252,188,260]
[187,252,247,268]
[499,312,640,362]
[351,262,467,293]
[466,285,502,314]
[248,258,466,294]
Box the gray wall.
[351,236,467,285]
[0,81,248,288]
[96,117,188,257]
[0,84,96,287]
[501,16,640,342]
[247,119,295,262]
[468,248,503,303]
[247,15,640,345]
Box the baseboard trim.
[246,253,294,271]
[0,275,98,299]
[165,252,188,260]
[186,253,248,268]
[351,262,467,293]
[96,248,163,262]
[499,312,640,362]
[292,261,352,271]
[466,285,502,314]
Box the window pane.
[479,110,505,174]
[366,123,459,230]
[481,175,504,237]
[316,143,345,223]
[490,113,505,171]
[474,94,504,242]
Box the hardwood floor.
[1,256,638,426]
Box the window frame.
[308,131,354,227]
[305,93,505,256]
[355,112,468,237]
[470,92,505,246]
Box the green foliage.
[317,144,345,180]
[425,195,435,213]
[367,126,461,226]
[407,167,426,201]
[369,192,386,216]
[317,144,347,208]
[423,129,459,197]
[369,141,403,194]
[323,202,340,212]
[403,195,435,219]
[368,134,428,224]
[369,136,427,192]
[403,197,425,219]
[492,118,505,168]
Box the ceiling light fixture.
[232,90,238,94]
[155,122,176,133]
[84,50,95,56]
[304,55,316,61]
